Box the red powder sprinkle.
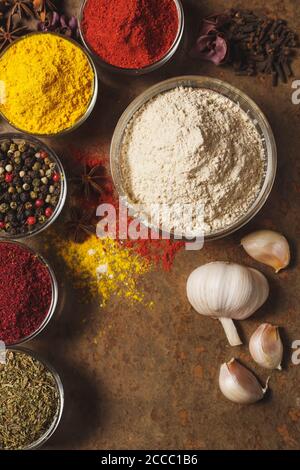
[124,237,184,271]
[81,0,179,69]
[70,148,185,270]
[0,242,53,345]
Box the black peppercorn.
[13,176,22,185]
[20,192,29,202]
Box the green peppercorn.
[14,151,21,159]
[16,186,22,194]
[33,162,41,171]
[0,203,9,213]
[32,178,40,187]
[14,157,21,165]
[49,185,55,194]
[46,169,53,178]
[39,169,45,177]
[25,202,32,210]
[38,215,47,223]
[8,186,15,194]
[41,177,48,185]
[44,158,51,165]
[9,143,17,152]
[49,163,56,170]
[30,191,37,199]
[18,142,28,152]
[1,141,10,152]
[50,196,58,205]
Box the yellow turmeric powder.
[54,235,151,307]
[0,33,95,135]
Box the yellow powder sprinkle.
[0,33,94,135]
[55,235,151,306]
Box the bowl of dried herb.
[0,348,64,450]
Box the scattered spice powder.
[70,148,185,271]
[54,235,151,306]
[81,0,179,69]
[0,242,53,345]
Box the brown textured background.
[2,0,300,450]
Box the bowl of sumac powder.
[0,241,57,345]
[111,76,277,240]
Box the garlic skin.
[249,323,283,370]
[186,262,269,346]
[219,359,268,404]
[241,230,290,273]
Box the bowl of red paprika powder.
[79,0,184,75]
[0,241,58,346]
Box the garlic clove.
[219,359,268,404]
[241,230,290,273]
[249,323,283,370]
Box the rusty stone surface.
[1,0,300,450]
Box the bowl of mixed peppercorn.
[0,134,66,238]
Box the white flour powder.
[120,87,265,235]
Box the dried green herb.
[0,350,60,450]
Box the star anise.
[70,164,106,201]
[0,0,11,23]
[8,0,34,18]
[0,14,27,51]
[32,0,56,22]
[65,206,96,243]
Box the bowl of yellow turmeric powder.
[0,32,98,136]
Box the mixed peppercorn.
[0,138,62,236]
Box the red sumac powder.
[81,0,179,69]
[0,242,53,345]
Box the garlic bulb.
[186,262,269,346]
[241,230,290,273]
[219,359,269,404]
[249,323,283,370]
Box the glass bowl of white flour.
[110,76,277,241]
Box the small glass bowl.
[110,76,277,241]
[0,133,67,240]
[0,240,58,347]
[0,32,98,137]
[4,346,64,450]
[78,0,184,76]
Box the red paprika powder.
[0,242,53,345]
[81,0,179,69]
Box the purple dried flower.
[59,14,67,29]
[191,13,231,65]
[190,31,229,65]
[68,16,78,32]
[38,12,79,39]
[51,11,60,27]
